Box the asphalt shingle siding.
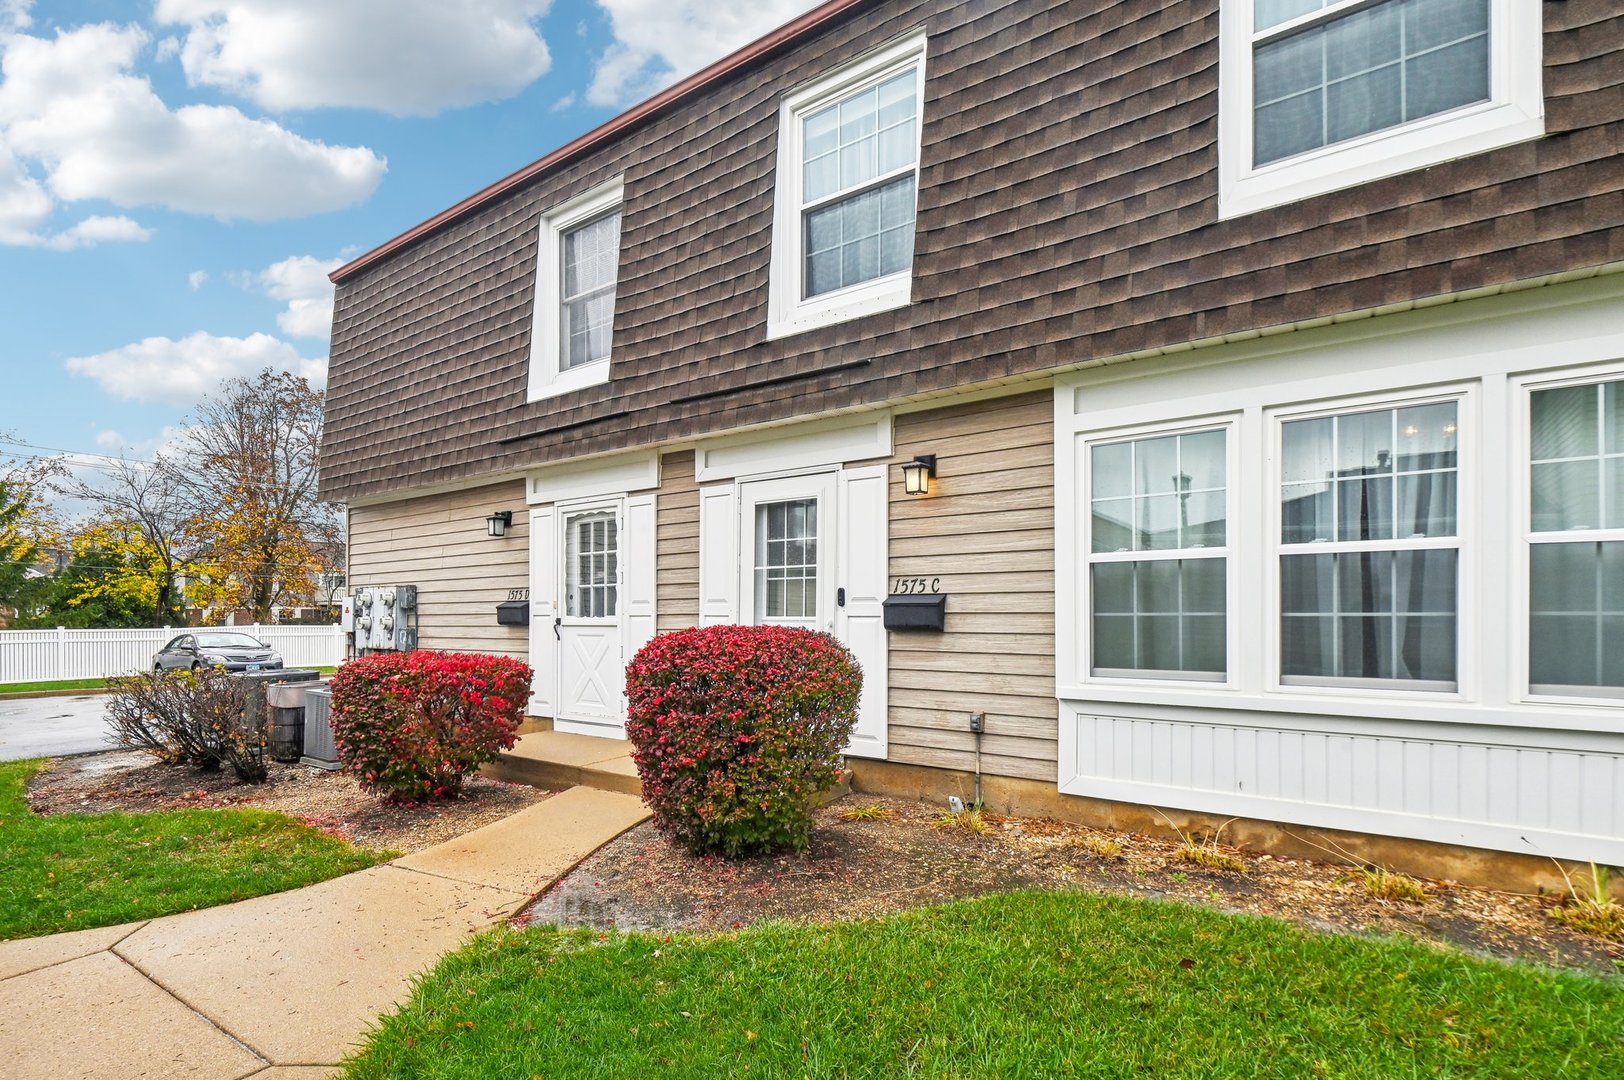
[321,0,1624,503]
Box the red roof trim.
[330,0,871,284]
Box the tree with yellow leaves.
[175,369,342,622]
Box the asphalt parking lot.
[0,695,116,761]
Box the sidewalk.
[0,785,650,1080]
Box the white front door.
[732,469,889,757]
[556,503,625,736]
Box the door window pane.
[755,499,818,621]
[566,512,618,618]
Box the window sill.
[765,274,912,341]
[528,359,610,402]
[1219,99,1545,220]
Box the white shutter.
[623,494,658,665]
[837,465,889,759]
[527,506,557,718]
[698,484,738,625]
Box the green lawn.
[0,759,390,940]
[0,667,340,696]
[344,890,1623,1080]
[0,677,110,695]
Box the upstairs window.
[528,179,623,400]
[768,32,926,340]
[1218,0,1542,218]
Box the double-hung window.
[1087,428,1230,681]
[1278,400,1460,689]
[527,179,624,400]
[1217,0,1543,217]
[768,32,926,339]
[1527,378,1624,698]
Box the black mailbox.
[495,600,530,626]
[882,593,946,631]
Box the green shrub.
[624,624,861,857]
[328,651,531,802]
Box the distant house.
[321,0,1624,875]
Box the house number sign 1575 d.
[891,577,941,594]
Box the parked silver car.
[152,632,284,673]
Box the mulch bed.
[522,795,1624,976]
[25,750,554,854]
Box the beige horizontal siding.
[348,479,529,660]
[656,450,700,633]
[886,391,1057,783]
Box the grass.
[839,803,893,822]
[1360,867,1430,904]
[342,890,1624,1079]
[1073,834,1123,859]
[0,677,110,695]
[1549,864,1624,942]
[930,807,988,834]
[0,666,339,696]
[0,759,389,940]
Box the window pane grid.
[566,512,618,619]
[559,210,622,369]
[755,499,819,621]
[1279,401,1459,689]
[798,65,919,301]
[1088,429,1228,679]
[1252,0,1490,166]
[1528,379,1624,694]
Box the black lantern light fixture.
[900,454,937,496]
[485,510,514,538]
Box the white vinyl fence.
[0,624,345,685]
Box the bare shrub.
[104,669,266,782]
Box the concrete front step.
[483,730,642,796]
[485,730,855,804]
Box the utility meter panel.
[349,585,419,652]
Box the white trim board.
[694,413,892,482]
[527,451,659,505]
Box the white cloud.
[0,135,49,244]
[157,0,553,117]
[0,23,386,221]
[42,214,154,250]
[587,1,814,106]
[188,270,208,290]
[256,254,343,339]
[0,0,30,34]
[64,331,326,406]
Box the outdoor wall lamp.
[485,510,514,538]
[900,454,937,496]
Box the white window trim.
[1265,385,1476,698]
[1510,360,1624,708]
[527,178,624,401]
[1216,0,1544,219]
[766,30,927,341]
[1079,416,1241,691]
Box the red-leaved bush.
[624,624,862,857]
[328,651,532,802]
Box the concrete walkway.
[0,785,650,1080]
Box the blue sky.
[0,0,812,477]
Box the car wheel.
[190,661,201,672]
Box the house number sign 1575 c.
[891,577,941,594]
